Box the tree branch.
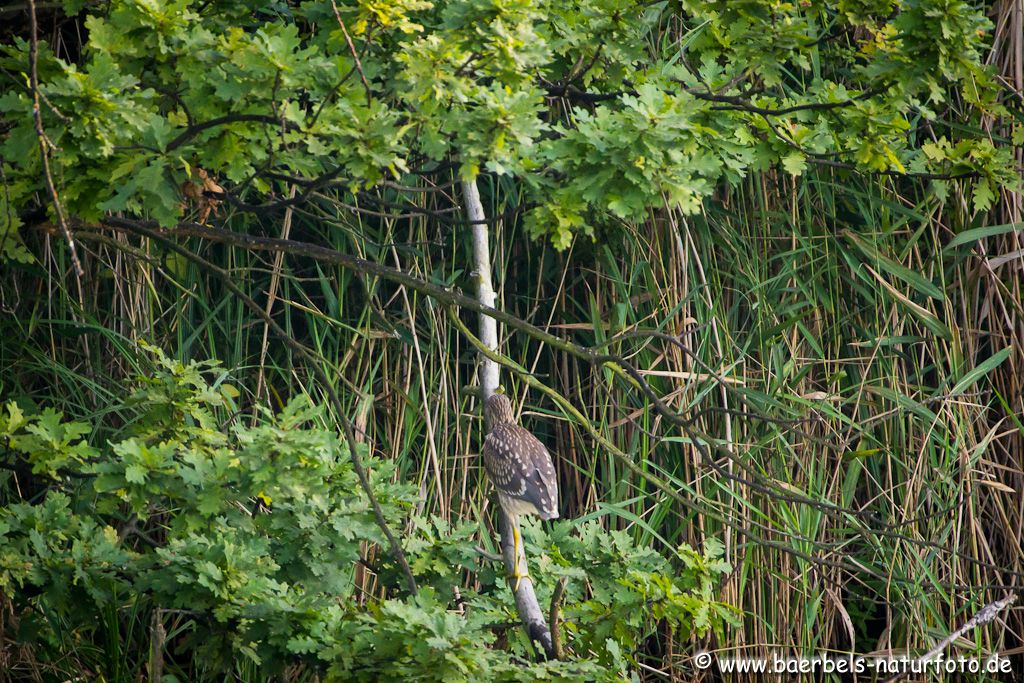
[95,216,1024,587]
[87,218,952,526]
[329,0,372,105]
[882,592,1017,683]
[164,114,301,152]
[121,221,419,596]
[462,178,554,659]
[27,0,83,279]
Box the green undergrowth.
[0,345,736,681]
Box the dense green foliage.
[0,346,734,679]
[0,0,1018,252]
[2,0,1022,680]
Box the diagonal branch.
[164,114,301,152]
[96,217,874,521]
[96,216,1024,587]
[123,221,419,596]
[87,218,949,522]
[882,592,1017,683]
[329,0,372,105]
[27,0,83,279]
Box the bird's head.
[484,393,515,426]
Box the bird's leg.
[511,523,527,591]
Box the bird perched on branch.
[482,393,559,589]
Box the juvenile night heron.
[482,393,559,588]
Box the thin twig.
[27,0,84,279]
[882,592,1017,683]
[164,114,301,152]
[474,546,503,562]
[549,576,568,660]
[330,0,372,104]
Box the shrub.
[0,345,734,681]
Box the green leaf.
[972,180,995,213]
[949,347,1012,397]
[845,231,945,300]
[946,222,1023,250]
[781,152,807,176]
[124,464,147,484]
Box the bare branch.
[95,216,1024,587]
[165,114,301,152]
[463,177,554,659]
[122,221,419,596]
[882,592,1017,683]
[550,576,568,660]
[330,0,372,104]
[27,0,84,279]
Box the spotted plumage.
[483,394,559,522]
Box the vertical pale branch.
[464,178,500,398]
[462,178,554,657]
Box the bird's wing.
[524,431,559,516]
[482,430,520,493]
[511,426,560,519]
[484,425,560,519]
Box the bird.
[482,393,559,589]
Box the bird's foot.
[510,569,529,592]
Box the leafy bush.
[0,345,735,681]
[0,0,1017,253]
